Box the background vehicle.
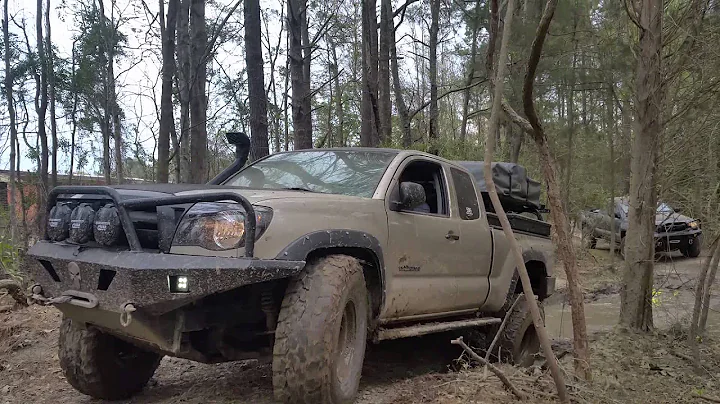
[580,196,702,258]
[25,133,555,403]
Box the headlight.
[172,202,273,251]
[688,221,698,229]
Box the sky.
[1,0,467,176]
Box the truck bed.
[486,212,551,238]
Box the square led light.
[169,275,190,293]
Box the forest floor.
[2,240,720,403]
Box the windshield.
[617,201,674,215]
[225,150,397,198]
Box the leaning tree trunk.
[245,0,270,161]
[620,0,663,332]
[485,0,569,399]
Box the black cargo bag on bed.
[455,161,542,211]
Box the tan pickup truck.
[25,133,554,404]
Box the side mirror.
[392,182,426,211]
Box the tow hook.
[120,303,136,327]
[28,284,47,305]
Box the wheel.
[498,294,543,367]
[273,255,369,404]
[581,227,597,249]
[681,235,702,258]
[58,317,162,400]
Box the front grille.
[657,222,687,233]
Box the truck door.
[448,167,493,309]
[382,157,469,319]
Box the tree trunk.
[245,0,269,161]
[360,0,379,147]
[288,0,312,149]
[328,38,344,147]
[506,124,522,163]
[607,86,617,257]
[691,237,720,372]
[45,0,57,189]
[460,0,481,151]
[158,0,179,183]
[378,0,392,146]
[283,45,290,151]
[428,0,439,154]
[620,0,663,332]
[189,0,207,182]
[36,0,49,197]
[390,19,411,147]
[563,13,578,209]
[176,0,191,182]
[4,0,17,239]
[69,40,78,184]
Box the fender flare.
[276,229,386,308]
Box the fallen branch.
[484,294,523,370]
[693,393,720,403]
[451,336,527,400]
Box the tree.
[288,0,312,149]
[378,0,392,146]
[45,0,58,188]
[427,0,439,154]
[619,0,664,332]
[244,0,269,161]
[4,0,17,240]
[157,0,179,183]
[176,0,191,182]
[360,0,379,147]
[36,0,49,195]
[189,0,208,182]
[499,0,591,380]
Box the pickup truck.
[580,196,702,258]
[25,133,555,403]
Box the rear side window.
[451,168,480,220]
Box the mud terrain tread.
[273,255,367,404]
[498,294,543,366]
[58,318,162,400]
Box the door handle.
[445,231,460,241]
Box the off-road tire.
[273,255,369,404]
[498,294,543,367]
[581,226,596,249]
[681,235,702,258]
[58,317,162,400]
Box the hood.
[110,184,367,205]
[654,211,695,226]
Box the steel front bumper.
[26,241,305,317]
[653,229,702,251]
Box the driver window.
[398,160,448,216]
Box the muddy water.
[544,249,720,338]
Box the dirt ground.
[2,241,720,403]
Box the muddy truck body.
[580,196,702,258]
[25,134,555,403]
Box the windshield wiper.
[281,187,320,193]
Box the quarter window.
[450,168,480,220]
